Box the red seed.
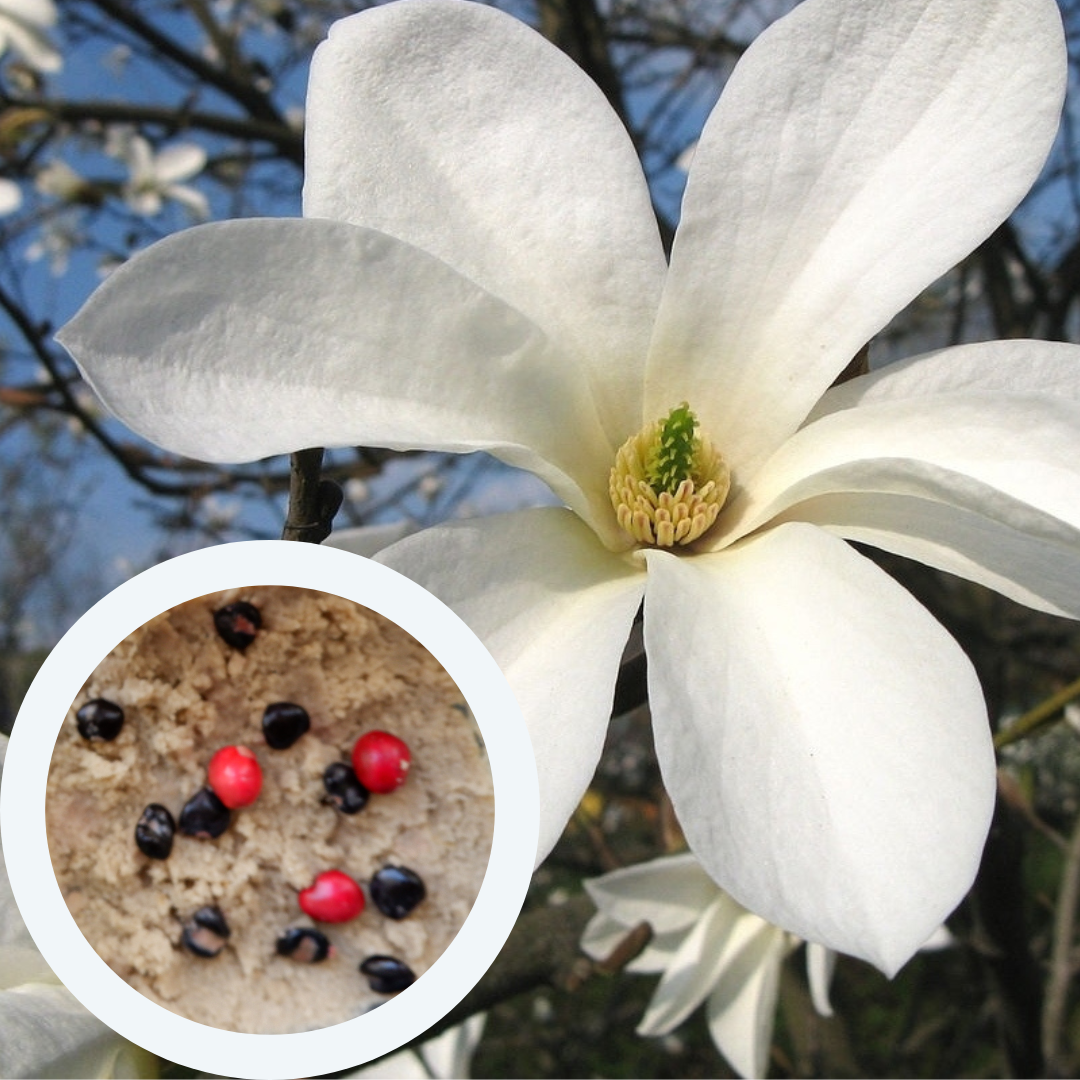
[352,731,411,794]
[207,745,263,809]
[298,870,365,923]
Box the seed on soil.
[370,865,426,920]
[298,869,365,923]
[213,601,262,650]
[359,955,416,994]
[351,730,411,793]
[207,745,263,808]
[178,787,231,838]
[76,698,124,741]
[182,905,231,957]
[322,762,369,814]
[262,701,310,749]
[276,927,332,964]
[135,803,175,859]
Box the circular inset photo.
[2,541,537,1080]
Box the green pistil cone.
[647,403,698,495]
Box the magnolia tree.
[4,0,1080,1077]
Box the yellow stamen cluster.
[608,404,730,547]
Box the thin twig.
[1042,812,1080,1074]
[994,674,1080,750]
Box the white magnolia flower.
[0,736,154,1078]
[58,0,1080,973]
[342,1013,487,1079]
[582,853,834,1079]
[0,177,21,215]
[0,0,61,73]
[106,128,209,219]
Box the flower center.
[608,403,730,547]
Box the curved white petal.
[806,944,835,1018]
[583,852,720,934]
[0,984,132,1079]
[705,924,789,1080]
[328,521,417,559]
[419,1013,487,1080]
[58,219,621,539]
[580,911,690,976]
[0,11,61,72]
[163,183,210,221]
[646,0,1065,480]
[152,143,206,185]
[305,0,666,446]
[636,893,745,1036]
[720,342,1080,616]
[644,523,995,974]
[374,509,645,863]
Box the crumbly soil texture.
[46,586,494,1034]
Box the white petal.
[341,1049,430,1079]
[58,219,621,539]
[805,943,835,1017]
[644,523,995,974]
[376,509,644,863]
[722,341,1080,616]
[636,893,745,1036]
[0,12,61,71]
[580,910,636,965]
[0,177,21,215]
[419,1013,487,1080]
[0,945,57,989]
[151,143,206,184]
[328,521,417,559]
[580,911,694,975]
[163,183,210,221]
[705,924,789,1080]
[0,983,128,1079]
[305,0,666,446]
[646,0,1065,480]
[1,0,57,30]
[583,852,720,934]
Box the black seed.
[178,787,230,838]
[76,698,124,741]
[213,601,262,650]
[370,866,426,920]
[262,702,310,749]
[360,955,416,994]
[276,927,331,964]
[135,804,175,859]
[182,906,230,957]
[322,762,369,814]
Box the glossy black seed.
[322,762,369,814]
[178,787,230,838]
[262,702,310,749]
[135,804,175,859]
[360,955,416,994]
[276,927,331,964]
[370,866,426,920]
[76,698,124,741]
[182,906,230,957]
[213,601,262,650]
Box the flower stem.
[281,447,343,543]
[993,674,1080,751]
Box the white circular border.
[1,541,538,1079]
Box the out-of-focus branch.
[25,97,303,163]
[80,0,285,126]
[1042,812,1080,1075]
